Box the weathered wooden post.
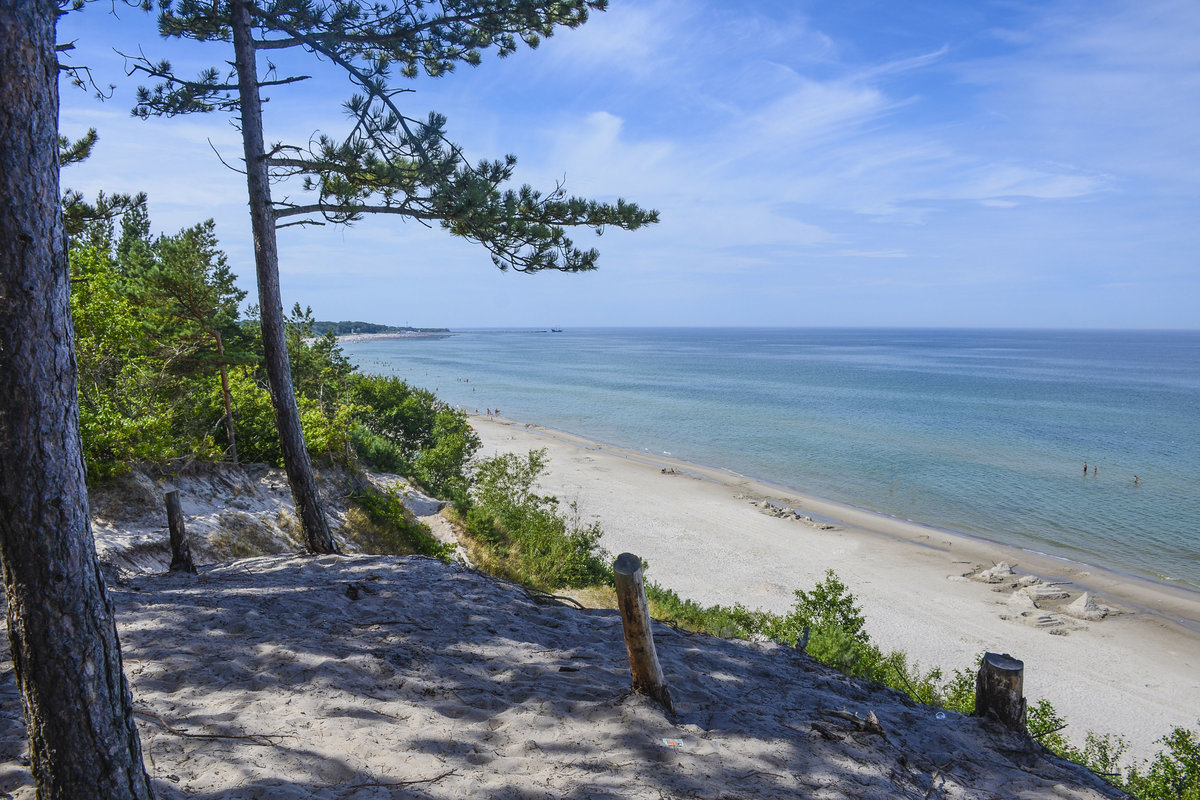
[975,652,1026,731]
[164,490,197,574]
[613,553,673,713]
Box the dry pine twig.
[134,706,280,746]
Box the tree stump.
[165,490,197,574]
[975,652,1026,731]
[613,553,673,713]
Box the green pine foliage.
[132,1,658,274]
[70,244,201,478]
[66,197,476,503]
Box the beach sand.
[468,413,1200,762]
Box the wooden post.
[975,652,1026,731]
[164,490,197,574]
[613,553,673,713]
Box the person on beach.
[1134,475,1140,485]
[1093,465,1097,476]
[1084,461,1088,475]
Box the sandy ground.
[1,555,1126,799]
[467,414,1200,762]
[0,417,1194,797]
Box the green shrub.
[791,569,869,640]
[460,449,611,591]
[349,423,409,473]
[412,407,478,501]
[211,367,357,466]
[350,488,453,560]
[1071,733,1130,785]
[71,244,213,479]
[643,583,756,639]
[298,397,358,463]
[939,660,979,715]
[349,375,479,501]
[1027,698,1072,753]
[803,623,884,679]
[1126,729,1200,800]
[349,375,441,454]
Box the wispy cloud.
[53,0,1200,328]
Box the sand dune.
[1,415,1196,795]
[1,555,1125,798]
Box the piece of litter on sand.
[661,738,683,749]
[935,712,946,721]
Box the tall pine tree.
[139,219,248,463]
[128,0,658,554]
[0,0,154,794]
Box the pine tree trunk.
[214,330,238,464]
[230,0,338,554]
[0,2,155,796]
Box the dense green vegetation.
[457,449,612,591]
[70,206,248,478]
[68,199,478,503]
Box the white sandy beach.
[467,413,1200,762]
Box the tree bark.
[230,0,337,554]
[974,651,1027,732]
[213,330,237,464]
[164,490,197,574]
[0,1,155,795]
[612,553,673,713]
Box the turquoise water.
[343,328,1200,589]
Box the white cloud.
[51,0,1200,327]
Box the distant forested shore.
[311,320,450,336]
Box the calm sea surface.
[343,328,1200,590]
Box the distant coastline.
[312,319,450,339]
[332,330,451,343]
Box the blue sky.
[57,0,1200,328]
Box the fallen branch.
[134,707,279,746]
[337,769,456,792]
[820,708,888,737]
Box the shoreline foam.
[468,412,1200,761]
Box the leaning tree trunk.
[231,0,338,554]
[0,1,155,796]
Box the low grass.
[348,487,454,560]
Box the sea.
[342,328,1200,591]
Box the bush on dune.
[458,449,611,592]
